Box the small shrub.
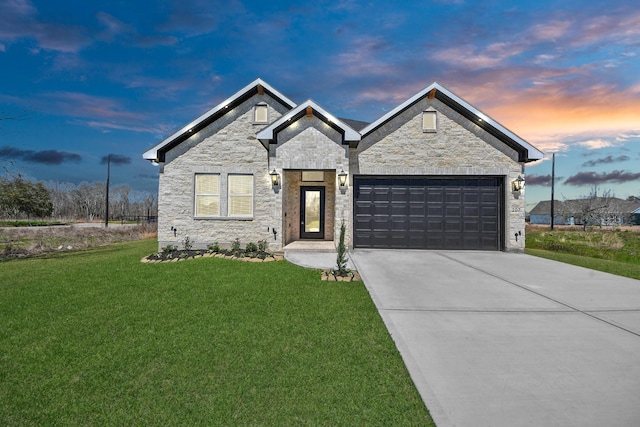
[182,236,193,251]
[258,239,267,252]
[336,221,348,276]
[231,238,241,252]
[162,244,178,255]
[245,242,258,253]
[208,242,220,253]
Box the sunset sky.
[1,0,639,208]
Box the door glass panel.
[304,190,321,233]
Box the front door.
[300,186,325,239]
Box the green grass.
[526,227,640,280]
[525,248,640,280]
[0,220,68,227]
[0,240,433,426]
[526,228,640,263]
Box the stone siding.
[269,116,351,246]
[156,89,529,253]
[354,97,526,251]
[282,170,336,244]
[157,93,288,251]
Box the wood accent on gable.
[306,106,313,117]
[428,88,437,99]
[257,84,264,95]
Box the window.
[254,103,268,123]
[228,174,253,216]
[194,174,220,216]
[422,111,437,132]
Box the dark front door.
[300,186,325,239]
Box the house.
[528,200,573,225]
[529,198,640,226]
[633,206,640,226]
[143,78,543,252]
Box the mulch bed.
[321,269,361,282]
[142,249,361,282]
[142,249,283,263]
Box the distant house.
[633,206,640,225]
[529,198,640,226]
[143,78,544,252]
[528,200,573,225]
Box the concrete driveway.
[350,250,640,427]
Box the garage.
[354,177,503,250]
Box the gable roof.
[256,99,361,146]
[143,78,296,163]
[529,200,564,215]
[360,82,544,163]
[531,198,640,215]
[143,79,543,164]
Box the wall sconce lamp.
[338,169,348,189]
[512,175,525,192]
[269,169,280,187]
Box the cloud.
[96,11,133,42]
[582,155,630,167]
[564,170,640,186]
[137,173,159,180]
[83,120,167,134]
[576,139,615,150]
[157,0,246,36]
[0,146,82,164]
[134,34,178,47]
[473,83,640,147]
[100,154,131,165]
[530,20,572,42]
[567,10,640,48]
[433,44,519,70]
[0,0,91,53]
[526,174,554,186]
[38,91,147,130]
[95,11,177,47]
[335,36,395,78]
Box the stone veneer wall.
[157,93,289,251]
[269,116,351,247]
[157,89,529,252]
[283,170,336,244]
[353,97,526,252]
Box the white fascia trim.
[435,84,544,161]
[143,78,297,161]
[359,82,439,136]
[360,82,544,161]
[257,99,361,142]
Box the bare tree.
[142,193,157,220]
[112,185,131,222]
[44,180,157,222]
[72,182,105,222]
[562,186,620,231]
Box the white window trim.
[253,103,268,124]
[422,110,437,133]
[194,173,220,217]
[227,174,254,217]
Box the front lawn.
[0,240,433,426]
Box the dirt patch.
[0,223,157,260]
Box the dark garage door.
[354,177,503,250]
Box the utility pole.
[550,153,555,231]
[105,154,110,228]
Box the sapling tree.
[336,221,348,276]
